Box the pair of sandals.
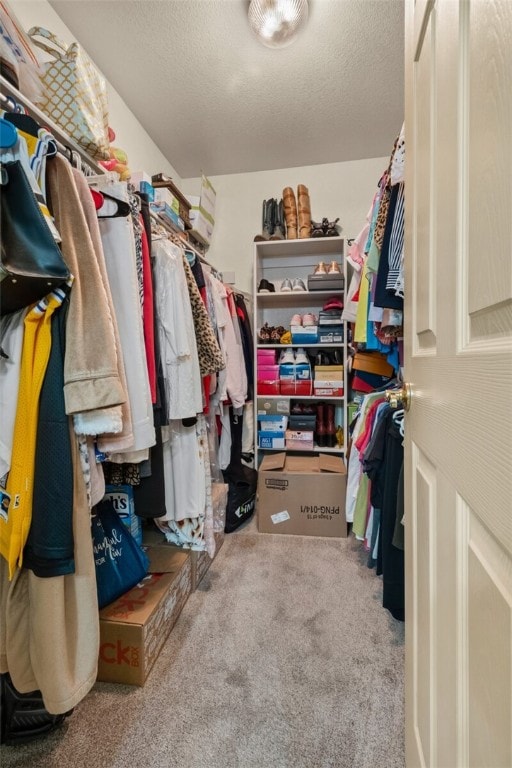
[259,323,287,343]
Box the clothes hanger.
[0,117,17,148]
[90,188,104,210]
[185,249,196,266]
[392,408,405,438]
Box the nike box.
[97,548,192,685]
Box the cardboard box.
[258,364,280,378]
[130,171,154,201]
[318,328,344,343]
[150,201,185,230]
[186,174,216,223]
[191,529,225,591]
[257,453,347,538]
[258,414,288,432]
[290,325,318,344]
[285,429,314,451]
[258,431,286,449]
[189,208,214,246]
[289,413,317,430]
[257,397,290,416]
[154,187,179,213]
[279,362,311,381]
[352,352,394,378]
[97,548,192,685]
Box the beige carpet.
[1,520,405,768]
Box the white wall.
[182,156,387,294]
[12,0,181,180]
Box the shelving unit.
[253,236,347,464]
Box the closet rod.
[0,75,106,175]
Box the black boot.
[270,198,285,240]
[254,199,273,242]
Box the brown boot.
[297,184,311,239]
[282,187,297,239]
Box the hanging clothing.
[152,238,203,420]
[0,308,27,481]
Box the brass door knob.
[385,383,412,411]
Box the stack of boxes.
[257,348,280,395]
[313,364,344,397]
[286,407,316,451]
[186,174,216,246]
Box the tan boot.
[297,184,311,239]
[282,187,297,239]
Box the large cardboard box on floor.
[191,529,225,591]
[97,547,192,685]
[257,453,347,538]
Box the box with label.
[318,327,344,344]
[257,397,290,416]
[103,485,141,545]
[154,187,179,213]
[290,325,318,344]
[307,274,344,291]
[289,413,317,430]
[279,363,311,381]
[257,453,347,537]
[258,414,288,432]
[189,208,214,246]
[130,171,154,202]
[313,383,344,397]
[258,431,286,450]
[318,310,343,326]
[97,549,192,685]
[280,379,313,396]
[314,365,343,381]
[186,174,216,223]
[285,430,314,451]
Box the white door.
[404,0,512,766]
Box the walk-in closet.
[1,2,511,767]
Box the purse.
[91,499,150,610]
[27,27,110,160]
[0,160,70,315]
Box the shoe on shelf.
[291,278,307,292]
[291,401,303,414]
[302,313,317,327]
[280,330,292,344]
[290,313,302,326]
[258,278,275,293]
[280,278,293,292]
[313,262,327,275]
[295,348,309,365]
[328,261,342,274]
[258,323,272,343]
[279,348,295,364]
[270,325,286,342]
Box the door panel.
[405,1,512,766]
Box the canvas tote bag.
[28,27,110,160]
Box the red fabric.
[140,217,157,403]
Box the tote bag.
[91,499,149,610]
[0,160,70,315]
[28,27,110,160]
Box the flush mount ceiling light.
[248,0,309,49]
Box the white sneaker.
[295,348,309,365]
[292,278,307,292]
[280,278,293,292]
[279,348,295,364]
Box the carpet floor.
[1,520,405,768]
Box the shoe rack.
[253,236,348,464]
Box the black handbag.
[0,160,70,315]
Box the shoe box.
[317,309,343,343]
[257,349,276,366]
[97,545,192,685]
[258,414,288,432]
[285,430,314,451]
[290,325,318,344]
[257,453,347,538]
[313,364,344,396]
[257,397,290,416]
[258,431,286,449]
[289,413,317,430]
[257,364,280,395]
[307,273,344,291]
[279,362,311,381]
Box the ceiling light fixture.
[248,0,309,49]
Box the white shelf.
[256,395,344,401]
[254,236,344,258]
[256,290,343,304]
[258,444,345,453]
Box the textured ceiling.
[49,0,404,178]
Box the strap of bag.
[27,27,70,60]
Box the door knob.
[385,383,412,411]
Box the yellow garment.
[354,261,370,343]
[0,295,60,579]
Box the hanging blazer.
[46,155,126,417]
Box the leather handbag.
[0,160,70,315]
[91,499,150,610]
[28,27,110,160]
